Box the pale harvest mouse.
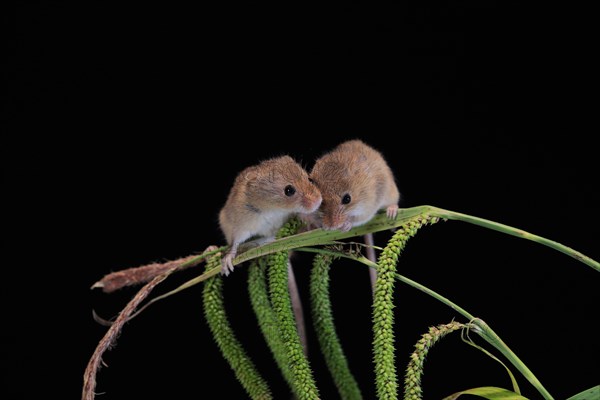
[309,139,400,232]
[218,155,322,276]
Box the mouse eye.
[341,193,351,205]
[308,177,315,183]
[284,185,296,197]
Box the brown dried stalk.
[82,267,178,400]
[91,254,200,293]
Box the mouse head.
[243,155,322,214]
[309,157,373,232]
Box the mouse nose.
[303,192,322,212]
[322,211,347,231]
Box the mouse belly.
[242,209,293,240]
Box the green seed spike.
[202,253,273,400]
[268,218,320,400]
[248,257,297,394]
[404,322,466,400]
[373,216,438,400]
[310,253,363,400]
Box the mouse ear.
[242,169,259,182]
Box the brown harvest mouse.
[309,139,400,292]
[218,155,322,276]
[309,139,400,232]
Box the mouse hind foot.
[220,243,239,276]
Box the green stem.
[421,206,600,273]
[470,319,554,400]
[392,264,554,399]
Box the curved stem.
[470,319,554,400]
[421,206,599,273]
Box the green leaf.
[442,386,529,400]
[566,385,600,400]
[461,327,520,394]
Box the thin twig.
[288,258,308,356]
[364,232,377,295]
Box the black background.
[5,2,598,400]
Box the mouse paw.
[386,204,398,220]
[220,253,235,276]
[340,221,353,232]
[203,245,219,254]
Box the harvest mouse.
[218,155,322,276]
[309,139,400,232]
[309,139,400,292]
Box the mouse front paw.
[386,204,398,220]
[339,221,354,232]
